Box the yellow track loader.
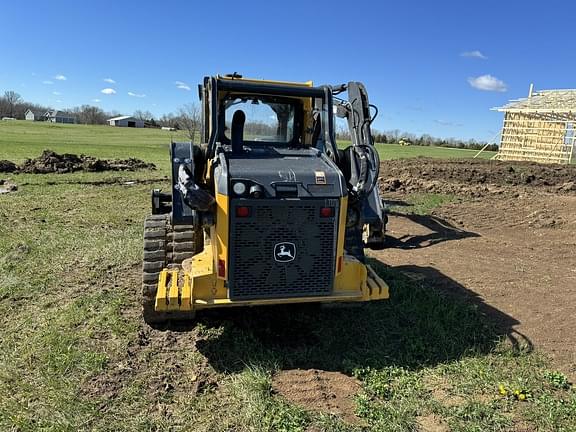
[142,74,389,324]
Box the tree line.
[2,90,498,150]
[0,90,201,139]
[336,127,498,151]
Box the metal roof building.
[492,85,575,164]
[107,115,145,128]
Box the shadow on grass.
[192,258,529,374]
[385,211,480,250]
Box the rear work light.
[320,207,335,218]
[218,259,226,278]
[236,206,251,217]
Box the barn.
[107,116,145,128]
[493,85,576,164]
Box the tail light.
[218,259,226,278]
[320,207,335,218]
[236,206,251,217]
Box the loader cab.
[201,75,339,161]
[219,95,301,148]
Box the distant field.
[374,143,496,160]
[0,120,188,167]
[0,121,497,165]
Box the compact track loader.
[142,74,389,324]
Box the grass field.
[0,120,497,165]
[1,121,573,431]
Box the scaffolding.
[492,86,576,164]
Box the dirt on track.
[376,158,576,377]
[0,150,156,174]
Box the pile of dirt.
[380,158,576,196]
[0,160,18,173]
[272,369,362,424]
[0,150,156,174]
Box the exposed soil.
[0,150,156,174]
[0,160,18,173]
[81,270,217,413]
[417,414,449,432]
[376,158,576,377]
[0,179,17,194]
[380,158,576,197]
[272,369,362,424]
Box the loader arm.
[333,82,387,251]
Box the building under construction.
[493,85,575,164]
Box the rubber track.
[142,214,201,324]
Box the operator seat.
[231,110,245,154]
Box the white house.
[107,115,145,128]
[45,110,76,124]
[25,109,46,121]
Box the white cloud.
[175,81,191,91]
[43,80,54,85]
[461,50,487,60]
[92,99,101,103]
[103,78,116,84]
[52,91,61,96]
[55,99,63,103]
[468,74,507,92]
[128,91,146,98]
[101,88,117,95]
[54,74,67,81]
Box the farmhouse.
[25,109,46,121]
[45,110,76,124]
[493,85,576,164]
[107,115,144,128]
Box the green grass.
[1,121,574,431]
[374,143,496,160]
[0,120,496,165]
[0,120,188,169]
[338,139,497,160]
[387,192,457,215]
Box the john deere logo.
[274,242,296,262]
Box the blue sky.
[1,0,574,141]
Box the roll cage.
[200,76,339,161]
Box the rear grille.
[228,199,338,300]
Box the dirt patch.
[0,179,17,194]
[0,160,18,173]
[378,158,576,377]
[380,158,576,197]
[0,150,156,174]
[81,269,216,408]
[272,369,362,424]
[417,414,449,432]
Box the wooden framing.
[492,87,576,164]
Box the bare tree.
[177,103,201,143]
[4,91,22,118]
[75,105,107,124]
[133,110,153,121]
